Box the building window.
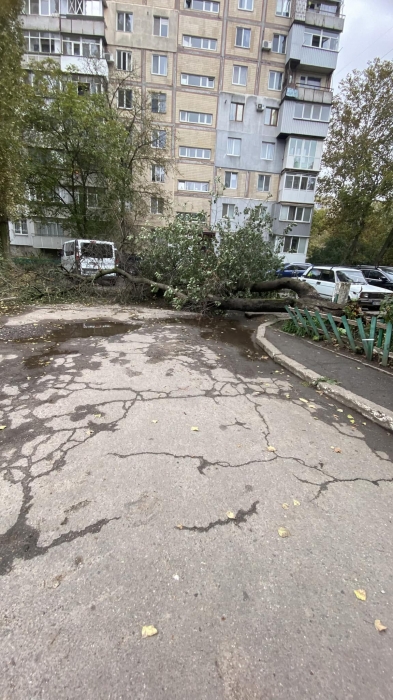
[118,89,132,109]
[276,0,291,16]
[152,130,167,148]
[268,71,283,90]
[294,103,331,121]
[225,172,238,189]
[289,138,317,169]
[36,221,64,236]
[230,102,244,121]
[24,31,61,53]
[178,180,209,191]
[285,174,316,191]
[304,28,339,51]
[151,197,164,214]
[153,16,169,37]
[117,12,133,32]
[152,165,165,182]
[181,73,214,88]
[282,236,308,253]
[238,0,253,10]
[258,174,271,191]
[116,50,132,71]
[179,146,211,159]
[24,0,59,14]
[272,34,287,53]
[261,142,275,160]
[184,0,220,13]
[265,107,278,126]
[308,2,338,14]
[182,35,217,50]
[299,75,322,87]
[151,92,167,113]
[63,36,100,57]
[14,220,28,235]
[152,55,168,75]
[232,65,248,86]
[280,205,312,222]
[227,138,241,156]
[222,203,235,219]
[179,110,212,124]
[235,27,251,48]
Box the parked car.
[300,265,393,308]
[61,239,117,280]
[276,263,310,278]
[357,266,393,291]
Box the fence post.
[284,306,301,330]
[294,307,311,335]
[303,309,320,337]
[341,316,356,352]
[314,311,331,341]
[382,322,392,367]
[327,314,344,346]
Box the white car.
[300,266,393,308]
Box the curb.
[256,321,393,433]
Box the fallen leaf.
[299,398,308,403]
[226,511,236,519]
[334,447,342,453]
[278,527,291,538]
[337,409,343,413]
[191,426,199,431]
[152,420,158,423]
[94,414,102,418]
[374,619,387,632]
[267,446,276,452]
[173,574,180,581]
[362,422,367,425]
[293,500,300,506]
[282,503,289,509]
[308,404,317,409]
[142,625,158,638]
[349,419,355,424]
[354,589,366,601]
[0,426,6,430]
[176,524,183,530]
[347,414,354,419]
[285,393,290,398]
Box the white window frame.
[179,146,211,159]
[222,203,235,219]
[284,174,316,191]
[294,102,331,121]
[227,138,241,156]
[25,0,59,15]
[268,70,283,90]
[272,34,287,53]
[280,205,312,223]
[238,0,253,11]
[117,11,133,32]
[299,75,322,87]
[303,28,339,51]
[24,31,61,54]
[276,0,291,17]
[152,165,165,183]
[281,236,308,254]
[153,16,169,37]
[258,174,271,192]
[151,92,167,113]
[36,221,63,236]
[264,107,278,126]
[118,88,132,109]
[224,172,238,189]
[289,138,318,169]
[232,64,248,86]
[116,50,132,71]
[179,110,213,124]
[14,219,28,235]
[235,27,251,48]
[152,54,168,76]
[261,142,275,160]
[63,35,100,57]
[151,197,164,214]
[185,0,220,13]
[152,130,167,149]
[230,102,244,121]
[181,73,215,88]
[178,180,209,192]
[182,35,217,50]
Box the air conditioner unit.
[256,103,265,112]
[262,40,272,51]
[104,52,114,63]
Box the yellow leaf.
[226,511,236,519]
[267,446,276,452]
[347,415,354,419]
[278,527,291,538]
[191,426,199,431]
[354,589,366,601]
[94,414,102,418]
[337,409,343,413]
[152,420,158,423]
[282,503,289,509]
[349,419,355,424]
[142,625,158,638]
[285,394,290,398]
[374,619,387,632]
[0,426,6,430]
[293,500,300,506]
[176,524,183,530]
[299,398,308,403]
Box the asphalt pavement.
[1,304,393,700]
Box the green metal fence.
[285,306,393,367]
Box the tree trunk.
[0,218,11,259]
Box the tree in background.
[0,0,26,257]
[317,59,393,265]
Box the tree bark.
[0,218,11,259]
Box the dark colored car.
[358,266,393,291]
[276,263,310,278]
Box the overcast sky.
[334,0,393,88]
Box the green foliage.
[281,319,308,337]
[137,205,283,309]
[380,296,393,324]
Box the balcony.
[285,22,339,72]
[282,83,333,105]
[292,0,344,31]
[305,9,344,32]
[59,0,104,17]
[278,173,316,204]
[278,100,330,139]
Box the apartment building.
[10,0,344,263]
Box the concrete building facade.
[11,0,344,262]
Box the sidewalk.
[265,324,393,413]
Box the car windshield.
[336,269,367,284]
[80,243,113,258]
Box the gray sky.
[334,0,393,88]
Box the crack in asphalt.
[177,500,259,533]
